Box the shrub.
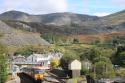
[0,44,8,83]
[51,59,60,68]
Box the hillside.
[0,10,125,43]
[0,10,99,25]
[0,20,50,46]
[102,10,125,25]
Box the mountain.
[0,11,31,22]
[0,20,50,46]
[0,10,99,25]
[0,10,125,43]
[0,11,100,35]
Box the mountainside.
[0,20,49,46]
[102,10,125,25]
[0,10,125,43]
[0,10,99,25]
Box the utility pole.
[105,64,107,74]
[93,64,96,79]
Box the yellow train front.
[21,67,47,81]
[33,68,45,80]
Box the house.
[26,54,51,69]
[11,52,63,70]
[12,55,26,63]
[26,52,63,69]
[8,55,26,74]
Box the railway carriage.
[20,67,47,80]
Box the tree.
[81,66,90,75]
[80,47,113,64]
[51,59,60,68]
[73,38,79,44]
[80,48,101,63]
[113,51,125,67]
[111,45,125,67]
[42,34,64,44]
[15,45,49,57]
[93,61,115,79]
[0,44,8,83]
[79,47,115,78]
[93,57,111,64]
[60,50,80,70]
[119,52,125,66]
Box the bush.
[51,59,60,68]
[81,68,89,75]
[15,45,49,57]
[73,38,79,44]
[0,57,8,83]
[60,50,80,70]
[115,70,125,77]
[0,44,8,83]
[94,61,115,79]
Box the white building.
[12,52,63,70]
[12,55,26,63]
[26,52,63,69]
[26,54,51,69]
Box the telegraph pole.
[93,64,96,79]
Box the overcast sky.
[0,0,125,16]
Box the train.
[20,67,47,80]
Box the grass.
[68,77,86,83]
[0,32,4,38]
